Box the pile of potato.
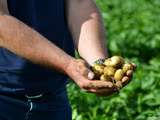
[91,56,135,88]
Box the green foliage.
[67,0,160,120]
[97,0,160,62]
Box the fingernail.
[108,83,113,88]
[122,76,129,83]
[126,70,133,76]
[116,81,123,88]
[132,63,137,70]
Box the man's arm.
[66,0,108,65]
[0,1,73,72]
[0,15,73,72]
[66,0,136,96]
[0,2,117,95]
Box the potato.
[104,66,116,76]
[90,56,135,90]
[104,56,124,68]
[100,74,105,81]
[110,56,124,68]
[114,69,124,81]
[103,58,112,66]
[122,63,134,73]
[92,64,105,77]
[100,74,111,81]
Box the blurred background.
[67,0,160,120]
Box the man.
[0,0,134,120]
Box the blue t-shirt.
[0,0,74,95]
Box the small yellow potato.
[110,56,124,68]
[103,58,112,66]
[101,74,112,81]
[122,63,134,73]
[114,69,124,81]
[104,66,116,76]
[91,56,136,87]
[92,64,105,76]
[100,74,107,81]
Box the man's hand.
[65,59,117,95]
[96,63,136,96]
[65,59,136,96]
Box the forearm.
[67,0,108,65]
[0,15,74,73]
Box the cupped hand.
[65,59,136,96]
[65,59,117,96]
[96,63,136,96]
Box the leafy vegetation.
[67,0,160,119]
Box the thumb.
[76,60,95,79]
[79,66,95,80]
[87,71,95,80]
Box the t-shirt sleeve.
[0,0,9,15]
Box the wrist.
[63,57,77,75]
